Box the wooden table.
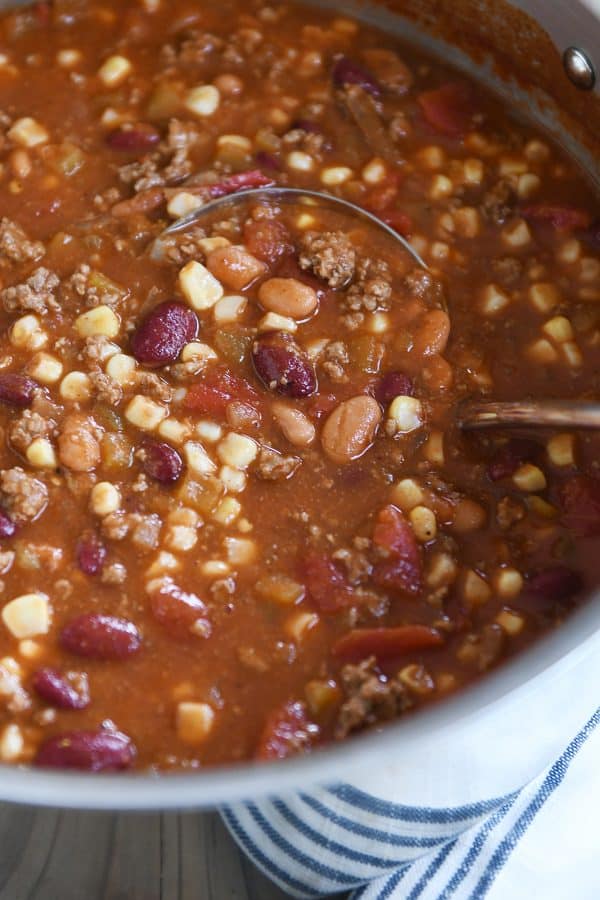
[0,806,293,899]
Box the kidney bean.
[417,82,476,137]
[252,333,317,398]
[106,122,161,152]
[60,614,141,659]
[76,531,107,576]
[0,510,16,539]
[372,504,422,596]
[522,566,583,610]
[521,204,592,231]
[243,218,293,265]
[32,668,90,710]
[205,245,266,291]
[272,402,316,447]
[141,439,184,484]
[412,309,451,358]
[373,371,414,405]
[333,625,443,663]
[149,579,208,634]
[35,729,136,771]
[321,395,382,464]
[258,277,318,319]
[207,168,274,199]
[255,151,282,172]
[487,438,540,482]
[131,301,198,367]
[332,55,382,97]
[0,373,38,408]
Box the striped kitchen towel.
[222,706,600,899]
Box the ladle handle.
[458,400,600,430]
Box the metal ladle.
[157,186,600,432]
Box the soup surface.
[0,0,597,771]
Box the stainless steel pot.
[0,0,598,811]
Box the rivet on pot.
[563,47,596,91]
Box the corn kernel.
[181,342,217,364]
[184,84,220,117]
[320,166,353,186]
[26,438,57,469]
[409,506,437,542]
[453,207,480,238]
[255,574,304,606]
[57,48,82,68]
[462,157,484,185]
[90,481,121,516]
[480,283,510,316]
[258,312,298,334]
[217,433,257,470]
[494,568,524,599]
[2,593,50,639]
[212,497,242,526]
[8,117,49,148]
[19,639,43,660]
[104,353,136,385]
[0,724,24,762]
[391,478,424,511]
[285,611,319,642]
[513,463,547,492]
[178,260,224,311]
[98,55,132,87]
[201,560,229,577]
[496,608,525,635]
[75,305,120,339]
[579,257,600,283]
[398,664,435,695]
[429,174,453,200]
[165,525,198,552]
[362,157,386,184]
[526,338,558,364]
[219,465,246,493]
[224,536,256,565]
[213,294,247,323]
[195,420,222,443]
[543,316,573,343]
[177,701,215,744]
[125,395,168,431]
[167,191,204,219]
[517,173,541,198]
[196,236,231,254]
[60,371,92,402]
[557,239,581,264]
[146,553,180,578]
[158,418,190,445]
[365,312,390,334]
[529,282,560,314]
[287,151,313,172]
[305,679,340,715]
[547,433,575,467]
[498,155,528,176]
[387,396,423,434]
[184,441,217,476]
[422,431,444,466]
[502,218,531,247]
[524,139,550,163]
[426,552,458,588]
[27,351,62,384]
[10,315,47,351]
[463,570,491,606]
[416,145,445,170]
[562,341,583,367]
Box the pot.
[0,0,598,811]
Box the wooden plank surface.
[0,806,293,900]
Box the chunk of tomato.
[184,367,260,418]
[373,505,422,595]
[521,204,592,231]
[417,82,476,137]
[333,625,443,662]
[303,552,354,613]
[255,701,318,760]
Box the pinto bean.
[412,309,451,358]
[58,414,102,472]
[272,401,316,447]
[258,277,318,319]
[205,245,266,291]
[321,395,382,464]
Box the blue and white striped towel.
[222,707,600,899]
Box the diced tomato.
[255,700,318,760]
[243,218,293,265]
[558,475,600,538]
[417,82,476,137]
[208,169,274,199]
[303,552,354,613]
[378,209,412,237]
[184,366,260,418]
[372,505,422,595]
[333,625,443,662]
[521,204,593,231]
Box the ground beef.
[335,656,412,739]
[130,513,162,552]
[1,267,60,315]
[0,467,48,523]
[162,30,225,66]
[63,264,124,310]
[158,226,209,266]
[299,231,356,288]
[480,178,517,226]
[403,268,445,307]
[89,368,123,406]
[321,340,349,382]
[0,659,30,713]
[255,447,301,481]
[281,127,329,158]
[344,257,392,313]
[101,512,129,541]
[119,156,164,193]
[135,372,174,403]
[0,218,44,266]
[491,255,524,286]
[496,495,526,530]
[101,562,127,585]
[119,119,196,194]
[83,336,118,365]
[332,546,372,584]
[9,410,57,455]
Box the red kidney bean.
[373,371,414,405]
[34,729,136,771]
[60,614,141,659]
[76,531,107,576]
[32,668,90,710]
[0,373,38,408]
[0,510,16,539]
[522,566,583,610]
[243,218,293,265]
[255,150,282,172]
[131,301,198,367]
[106,122,161,152]
[372,505,422,596]
[149,579,208,634]
[252,333,317,398]
[332,55,382,97]
[141,439,184,484]
[207,169,274,199]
